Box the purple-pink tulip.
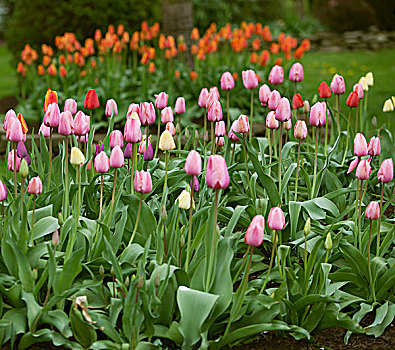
[365,201,380,220]
[166,122,176,136]
[206,155,229,189]
[354,133,368,157]
[74,111,89,136]
[64,98,77,115]
[185,150,202,175]
[289,62,304,82]
[134,170,152,193]
[245,215,265,246]
[367,137,380,156]
[259,84,271,106]
[109,130,124,149]
[7,149,21,171]
[6,117,23,142]
[38,123,50,138]
[356,159,371,180]
[161,107,174,123]
[330,75,345,95]
[198,88,209,108]
[139,102,156,125]
[3,109,17,131]
[267,207,285,231]
[207,100,223,122]
[109,146,124,168]
[0,180,7,201]
[124,118,142,143]
[268,90,281,110]
[154,92,168,109]
[215,121,226,137]
[94,151,110,173]
[266,111,279,129]
[127,103,140,118]
[44,103,60,128]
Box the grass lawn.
[300,48,395,134]
[0,44,17,98]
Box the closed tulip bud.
[154,272,160,288]
[174,97,186,114]
[245,215,265,246]
[95,144,104,157]
[207,100,223,122]
[268,65,284,85]
[44,103,60,128]
[94,151,110,173]
[216,137,225,147]
[289,62,304,82]
[347,158,359,174]
[74,111,89,136]
[185,127,190,139]
[0,180,7,201]
[70,147,85,165]
[165,122,175,136]
[210,86,220,100]
[127,103,140,118]
[367,137,380,156]
[33,269,38,280]
[318,81,331,99]
[294,120,307,139]
[330,74,345,95]
[377,158,394,183]
[228,121,238,140]
[19,158,29,178]
[160,203,167,221]
[178,190,191,209]
[185,150,202,175]
[198,88,209,108]
[304,218,311,237]
[353,83,364,100]
[284,119,292,130]
[292,93,304,110]
[109,130,124,148]
[190,176,200,192]
[159,130,176,151]
[38,123,51,138]
[58,111,74,136]
[134,170,152,193]
[52,229,59,247]
[275,97,291,122]
[372,116,377,127]
[242,69,259,89]
[58,211,64,226]
[84,89,99,109]
[110,146,124,168]
[309,102,324,127]
[124,143,133,159]
[266,111,279,129]
[7,149,21,171]
[354,133,368,157]
[3,109,17,131]
[161,107,174,123]
[206,91,219,109]
[365,72,373,86]
[303,100,310,114]
[346,91,359,108]
[359,77,368,91]
[27,176,43,195]
[44,89,58,112]
[105,99,118,117]
[259,84,271,106]
[383,99,394,112]
[143,144,154,161]
[137,276,144,290]
[6,117,23,142]
[64,98,77,115]
[324,232,332,250]
[206,155,229,189]
[220,71,235,90]
[17,141,28,159]
[124,118,142,143]
[365,201,380,220]
[267,207,285,231]
[356,159,371,180]
[154,92,168,109]
[139,102,156,125]
[99,265,104,277]
[268,90,281,110]
[236,114,249,134]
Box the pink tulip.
[198,88,209,108]
[38,123,51,138]
[267,207,285,230]
[166,122,176,136]
[367,137,380,156]
[354,133,368,157]
[161,107,174,123]
[105,99,118,117]
[210,86,220,100]
[174,97,186,114]
[7,149,21,171]
[127,103,140,118]
[347,158,359,174]
[353,83,364,99]
[356,159,371,180]
[236,114,249,134]
[3,109,17,131]
[207,100,223,122]
[138,136,151,155]
[275,97,291,122]
[215,121,226,137]
[0,180,7,201]
[44,103,60,128]
[94,151,110,173]
[365,201,380,220]
[124,118,142,143]
[206,155,229,189]
[284,119,292,130]
[303,100,310,114]
[309,102,325,127]
[245,215,265,246]
[6,117,23,142]
[64,98,77,115]
[185,150,202,175]
[134,170,152,193]
[58,111,74,136]
[206,91,219,109]
[268,65,284,85]
[154,92,168,109]
[109,146,124,168]
[74,111,89,136]
[27,176,42,195]
[109,130,124,148]
[139,102,156,125]
[266,111,279,129]
[216,137,225,147]
[294,120,307,139]
[330,75,345,95]
[377,159,394,183]
[259,84,271,106]
[242,69,258,89]
[220,71,235,90]
[228,121,239,141]
[268,90,281,110]
[289,63,304,82]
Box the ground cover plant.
[0,25,394,350]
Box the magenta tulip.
[289,62,304,82]
[94,151,110,173]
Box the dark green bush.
[366,0,395,31]
[4,0,161,55]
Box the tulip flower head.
[154,92,168,109]
[353,83,364,100]
[383,99,394,112]
[294,120,307,139]
[206,155,229,189]
[0,180,7,201]
[198,88,209,108]
[346,91,359,108]
[3,109,17,131]
[109,146,124,168]
[245,215,265,246]
[235,115,249,134]
[178,190,191,210]
[215,121,226,137]
[27,176,43,195]
[44,103,60,128]
[44,89,58,112]
[365,201,380,220]
[268,65,284,85]
[6,117,23,142]
[330,74,345,95]
[74,111,89,136]
[268,90,281,110]
[109,130,124,149]
[356,159,371,180]
[38,123,51,138]
[318,81,331,99]
[127,103,140,118]
[220,71,235,90]
[210,87,220,100]
[367,136,380,156]
[289,62,304,82]
[303,100,310,114]
[354,133,368,157]
[166,122,176,136]
[64,98,77,115]
[159,130,176,151]
[84,89,100,109]
[267,207,285,231]
[70,147,85,165]
[174,97,186,114]
[190,176,200,192]
[58,111,74,136]
[309,102,325,126]
[266,111,279,130]
[377,159,394,183]
[7,149,21,171]
[242,69,259,89]
[259,84,271,106]
[124,118,142,143]
[139,102,156,125]
[161,107,174,123]
[292,93,304,110]
[365,72,374,86]
[216,137,225,147]
[275,97,291,122]
[347,158,359,174]
[105,99,118,117]
[359,77,368,92]
[207,100,223,122]
[134,170,152,193]
[143,143,154,161]
[228,121,239,140]
[206,91,219,109]
[94,151,110,173]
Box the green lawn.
[299,48,395,134]
[0,44,18,98]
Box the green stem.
[336,94,340,136]
[155,114,160,158]
[368,220,376,302]
[294,140,301,201]
[355,105,359,135]
[341,109,352,166]
[108,168,117,225]
[64,137,69,218]
[304,233,308,276]
[243,134,252,197]
[269,130,273,176]
[31,196,36,246]
[260,230,277,293]
[377,183,384,255]
[131,143,135,195]
[311,127,319,197]
[324,101,328,156]
[230,141,235,166]
[354,178,360,247]
[47,128,52,191]
[20,178,24,220]
[164,152,169,192]
[249,90,254,141]
[13,142,17,197]
[210,121,215,155]
[358,179,363,250]
[178,114,182,151]
[203,109,207,147]
[232,246,251,284]
[129,194,143,245]
[226,91,230,129]
[185,178,195,273]
[278,122,283,194]
[99,174,104,219]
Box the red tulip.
[318,81,331,99]
[84,89,99,109]
[292,93,304,110]
[346,91,359,108]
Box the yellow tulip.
[70,147,85,165]
[159,130,176,151]
[383,99,394,113]
[365,72,373,86]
